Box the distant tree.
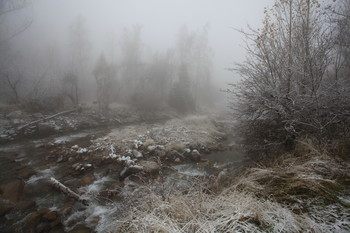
[169,63,195,113]
[176,25,214,109]
[134,51,174,110]
[62,72,79,105]
[0,0,32,45]
[0,0,32,103]
[68,16,91,104]
[119,25,144,103]
[93,54,117,112]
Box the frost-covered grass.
[109,140,350,233]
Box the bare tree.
[0,0,32,45]
[0,0,32,103]
[93,54,117,113]
[68,16,91,104]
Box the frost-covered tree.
[228,0,342,157]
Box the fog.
[1,0,273,112]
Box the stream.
[0,124,247,233]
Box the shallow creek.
[0,125,246,233]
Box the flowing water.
[0,126,246,233]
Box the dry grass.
[109,140,350,233]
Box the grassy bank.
[110,140,350,233]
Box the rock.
[0,178,25,203]
[6,110,22,119]
[144,139,155,147]
[42,210,59,221]
[132,149,143,158]
[190,149,201,162]
[147,145,157,152]
[138,161,160,176]
[165,141,186,151]
[183,148,191,154]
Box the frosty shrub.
[228,0,350,159]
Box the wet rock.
[0,178,25,203]
[138,161,160,176]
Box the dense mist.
[0,0,272,112]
